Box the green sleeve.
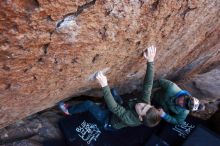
[102,86,132,123]
[153,79,181,94]
[142,62,154,103]
[163,110,189,125]
[153,79,174,89]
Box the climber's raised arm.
[142,46,156,103]
[95,72,128,118]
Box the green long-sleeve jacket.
[102,62,154,129]
[152,79,189,125]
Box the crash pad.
[59,112,161,146]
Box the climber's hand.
[143,45,157,62]
[158,108,166,117]
[96,71,108,87]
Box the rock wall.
[0,0,219,128]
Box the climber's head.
[176,96,205,111]
[135,103,161,127]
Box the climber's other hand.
[95,71,108,87]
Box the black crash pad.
[154,116,205,146]
[182,125,220,146]
[59,111,216,146]
[59,112,162,146]
[144,134,169,146]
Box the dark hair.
[184,95,191,110]
[142,107,161,127]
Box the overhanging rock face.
[0,0,219,128]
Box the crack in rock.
[181,7,197,20]
[180,0,197,20]
[55,0,96,43]
[55,16,79,43]
[56,0,96,28]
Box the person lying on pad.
[59,46,161,130]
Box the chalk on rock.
[88,67,110,81]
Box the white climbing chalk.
[88,67,110,81]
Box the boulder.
[0,0,219,128]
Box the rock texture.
[0,0,219,128]
[0,109,64,146]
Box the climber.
[151,78,205,125]
[59,45,162,130]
